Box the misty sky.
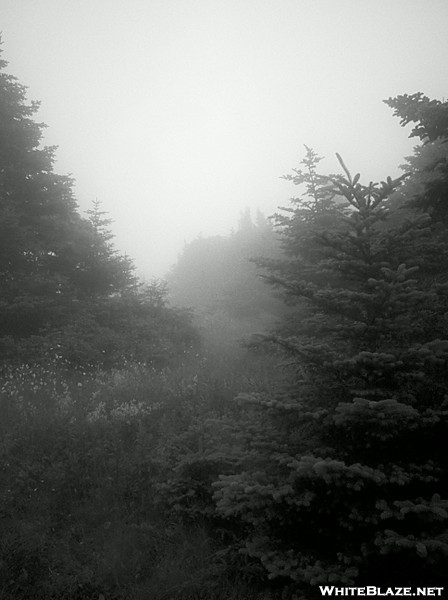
[1,0,447,277]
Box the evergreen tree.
[385,94,448,227]
[75,198,136,298]
[253,147,349,337]
[384,93,448,142]
[0,41,91,357]
[0,41,198,368]
[213,109,448,594]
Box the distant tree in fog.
[167,208,285,337]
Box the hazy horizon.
[2,0,447,277]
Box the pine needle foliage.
[213,103,448,595]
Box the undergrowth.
[0,347,282,600]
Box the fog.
[1,0,447,277]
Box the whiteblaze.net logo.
[319,587,444,597]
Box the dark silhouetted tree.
[0,41,92,356]
[214,110,448,594]
[0,41,197,367]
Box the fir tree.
[213,111,448,594]
[0,40,197,368]
[78,198,136,298]
[0,39,90,355]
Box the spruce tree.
[76,199,136,298]
[213,107,448,594]
[0,41,91,356]
[0,41,197,367]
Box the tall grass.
[0,346,282,599]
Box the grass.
[0,345,283,599]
